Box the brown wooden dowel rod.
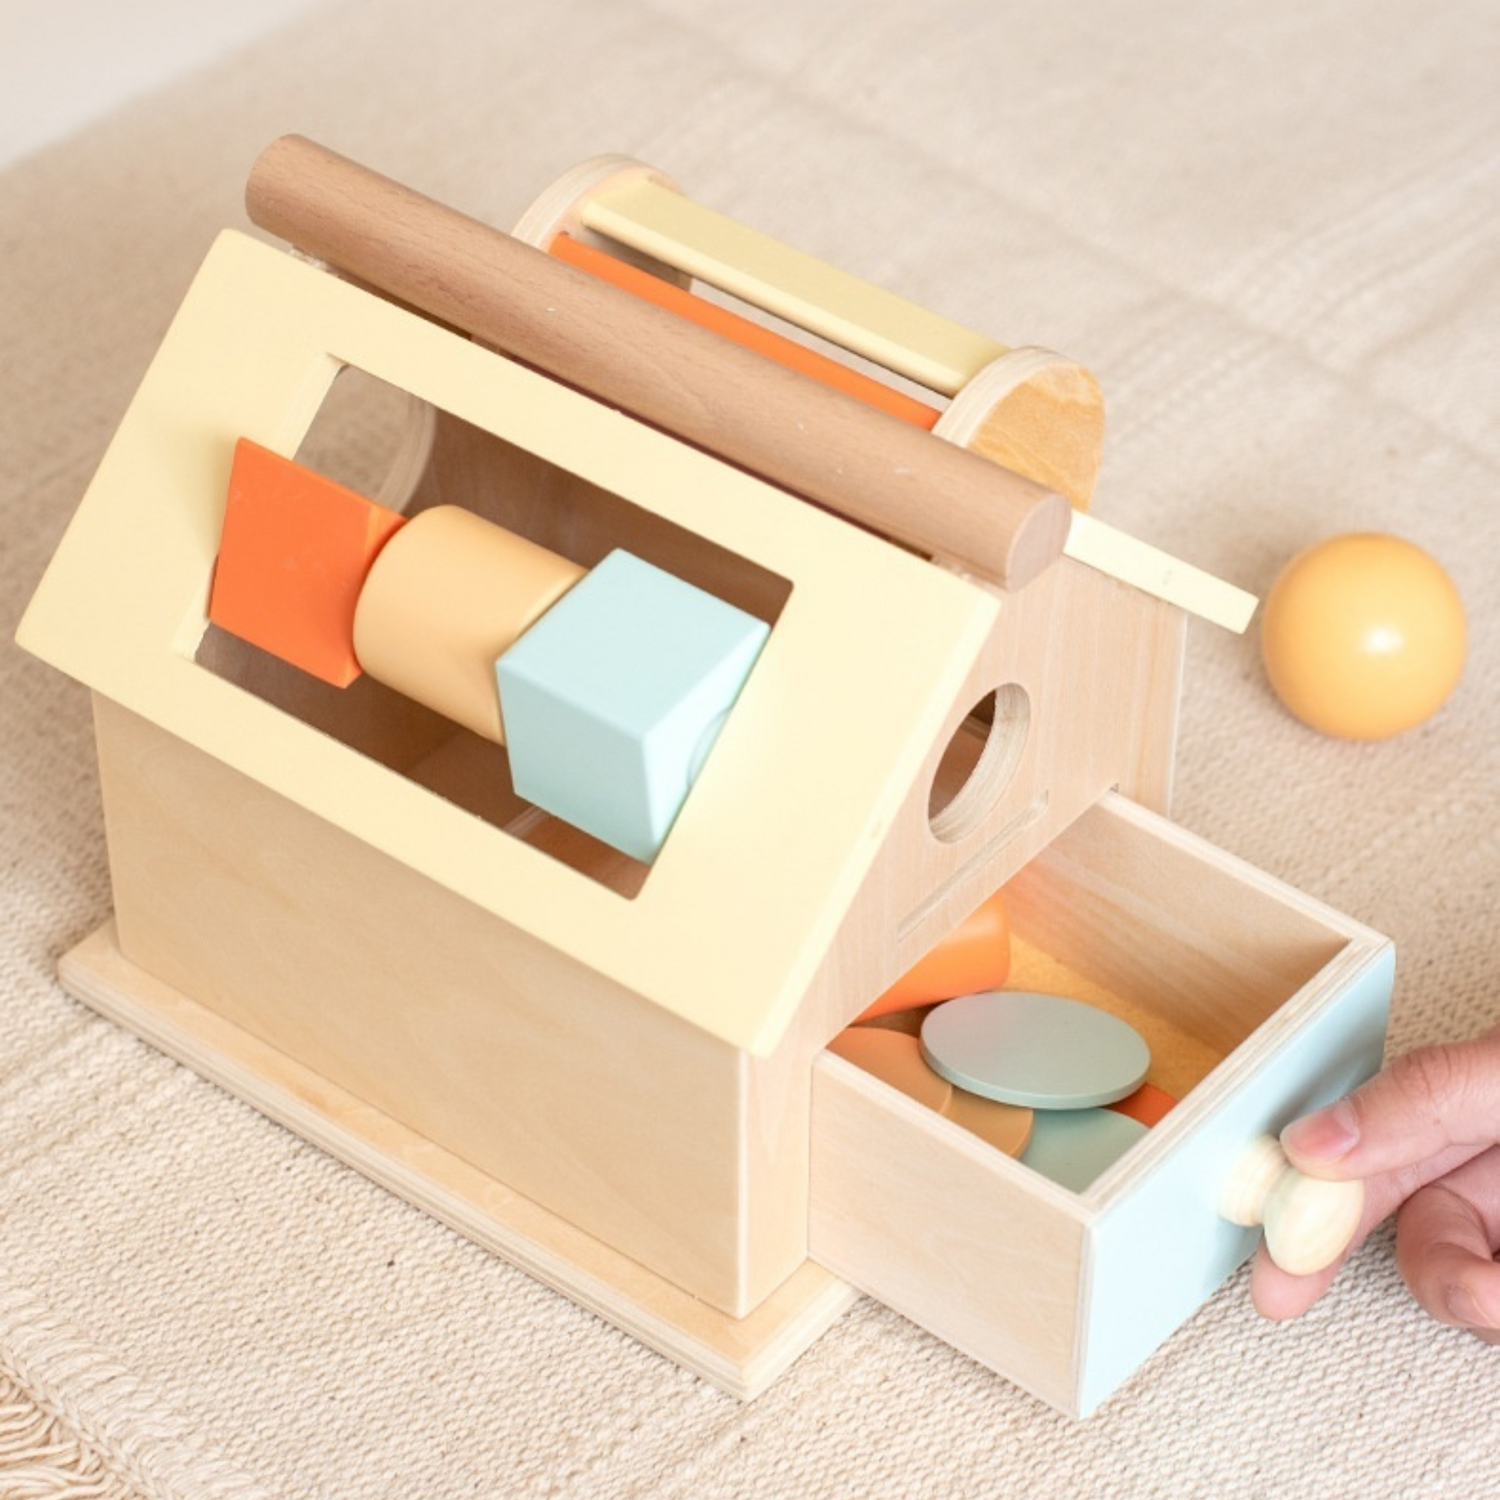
[245,136,1070,591]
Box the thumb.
[1282,1027,1500,1182]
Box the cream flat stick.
[580,177,1005,395]
[1065,512,1258,634]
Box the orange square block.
[208,438,407,686]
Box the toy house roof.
[18,228,1256,1056]
[19,231,1009,1056]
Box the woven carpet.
[3,1,1498,1495]
[0,1279,273,1500]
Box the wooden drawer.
[809,792,1392,1417]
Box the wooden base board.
[57,921,857,1399]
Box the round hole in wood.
[928,683,1031,843]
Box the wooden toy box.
[17,140,1393,1418]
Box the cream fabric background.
[1,0,330,165]
[3,2,1497,1495]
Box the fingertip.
[1281,1097,1361,1172]
[1441,1268,1500,1330]
[1248,1244,1339,1322]
[1395,1184,1500,1336]
[1443,1281,1486,1328]
[1286,1036,1500,1185]
[1434,1274,1500,1341]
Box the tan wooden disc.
[826,1027,953,1113]
[942,1087,1035,1158]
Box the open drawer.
[809,792,1392,1417]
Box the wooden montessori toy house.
[17,138,1394,1417]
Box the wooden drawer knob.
[1220,1134,1364,1275]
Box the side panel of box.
[808,1052,1088,1412]
[91,694,805,1315]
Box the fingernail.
[1283,1098,1360,1163]
[1446,1283,1482,1328]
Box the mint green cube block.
[495,550,770,863]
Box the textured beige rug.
[4,1,1498,1495]
[0,1280,270,1500]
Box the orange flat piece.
[550,233,942,432]
[208,438,407,686]
[1105,1082,1177,1128]
[857,888,1011,1022]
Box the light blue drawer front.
[1082,943,1394,1415]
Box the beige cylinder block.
[352,505,585,742]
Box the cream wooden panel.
[16,230,999,1057]
[60,921,858,1394]
[810,1051,1088,1412]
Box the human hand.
[1250,1026,1500,1342]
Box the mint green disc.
[919,990,1150,1109]
[1020,1108,1150,1192]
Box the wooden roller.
[516,153,1105,510]
[245,136,1072,593]
[513,153,1257,634]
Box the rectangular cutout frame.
[198,364,797,899]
